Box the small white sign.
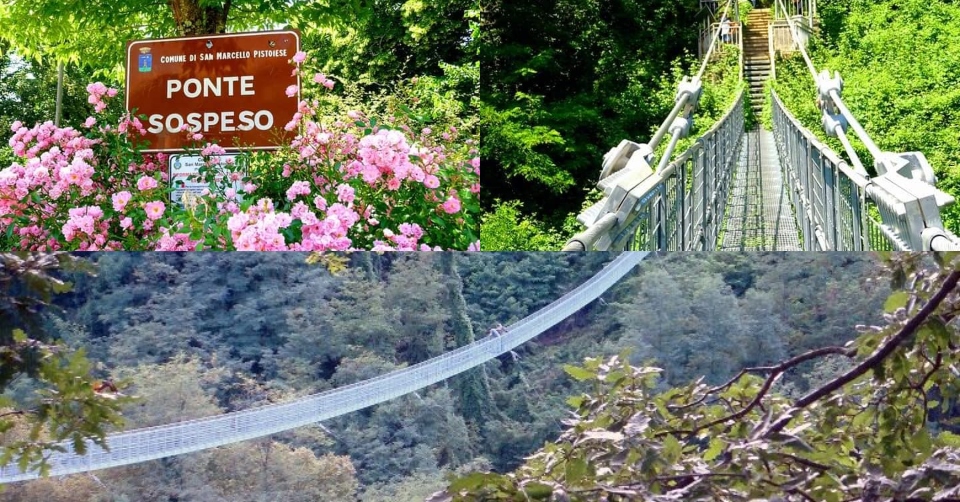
[169,153,243,205]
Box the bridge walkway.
[720,128,802,250]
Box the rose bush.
[0,52,479,250]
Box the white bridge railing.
[0,252,650,484]
[564,92,744,251]
[771,88,960,250]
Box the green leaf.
[564,457,590,484]
[912,428,933,456]
[566,395,585,409]
[704,437,724,461]
[522,483,553,498]
[883,291,909,313]
[563,365,595,382]
[449,472,500,492]
[662,434,681,462]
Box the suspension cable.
[774,0,885,164]
[650,0,733,153]
[834,126,868,175]
[827,88,883,160]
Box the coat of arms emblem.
[138,47,152,72]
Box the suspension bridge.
[0,252,649,484]
[563,0,960,252]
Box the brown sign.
[126,30,300,152]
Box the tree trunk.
[168,0,231,35]
[439,254,494,425]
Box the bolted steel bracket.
[821,112,847,137]
[670,117,694,139]
[677,76,703,117]
[599,140,654,182]
[875,151,937,185]
[816,70,842,106]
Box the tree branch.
[680,346,856,434]
[763,270,960,438]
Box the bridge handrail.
[771,88,960,250]
[770,0,960,250]
[564,89,745,251]
[0,252,650,484]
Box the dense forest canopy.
[0,252,910,501]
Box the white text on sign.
[165,76,256,99]
[146,76,275,135]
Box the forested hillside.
[0,252,900,501]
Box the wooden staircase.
[743,8,773,114]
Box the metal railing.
[564,92,745,251]
[0,252,650,484]
[769,18,813,56]
[771,88,960,250]
[771,88,873,249]
[773,0,815,24]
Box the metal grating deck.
[720,128,802,250]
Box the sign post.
[126,30,300,153]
